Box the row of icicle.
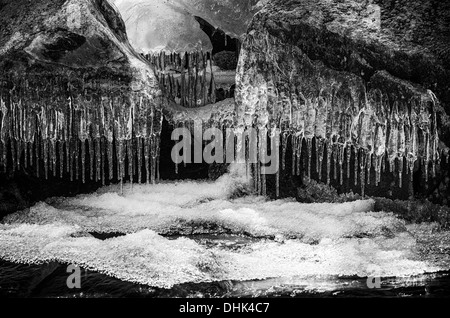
[144,51,217,108]
[235,82,446,197]
[0,88,446,197]
[0,46,447,198]
[234,30,448,197]
[0,91,163,189]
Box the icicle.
[101,138,105,186]
[256,161,261,195]
[107,103,114,182]
[292,135,297,175]
[24,141,28,169]
[276,169,280,198]
[366,153,372,185]
[0,141,4,172]
[431,159,436,179]
[0,95,7,171]
[94,137,101,182]
[145,137,150,184]
[157,153,160,182]
[261,129,267,197]
[59,142,64,178]
[81,140,86,183]
[209,51,216,103]
[194,52,199,106]
[332,145,338,181]
[282,132,288,171]
[88,138,94,180]
[275,129,281,198]
[10,138,16,173]
[29,139,34,168]
[339,145,344,185]
[137,137,142,184]
[317,139,323,180]
[51,140,57,177]
[119,139,125,188]
[375,155,381,186]
[75,139,80,181]
[126,139,132,183]
[43,139,48,179]
[307,138,312,178]
[103,139,113,181]
[360,150,366,196]
[66,96,72,175]
[424,131,429,183]
[151,155,156,185]
[17,139,22,171]
[346,144,351,180]
[354,147,358,186]
[202,51,207,106]
[296,135,302,176]
[115,138,121,184]
[262,171,267,197]
[326,141,331,184]
[398,156,403,188]
[151,133,159,185]
[187,53,192,108]
[68,140,75,182]
[36,137,40,178]
[63,135,69,174]
[181,53,186,107]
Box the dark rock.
[214,51,238,71]
[374,197,450,227]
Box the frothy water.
[1,169,450,296]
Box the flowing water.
[1,168,450,298]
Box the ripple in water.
[1,171,450,297]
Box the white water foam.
[0,170,448,289]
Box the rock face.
[236,0,450,198]
[0,0,164,216]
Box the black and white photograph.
[0,0,449,308]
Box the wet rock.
[296,177,362,204]
[374,197,450,227]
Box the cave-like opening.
[195,16,239,102]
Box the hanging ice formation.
[234,31,449,197]
[0,40,448,200]
[144,51,216,108]
[0,72,164,186]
